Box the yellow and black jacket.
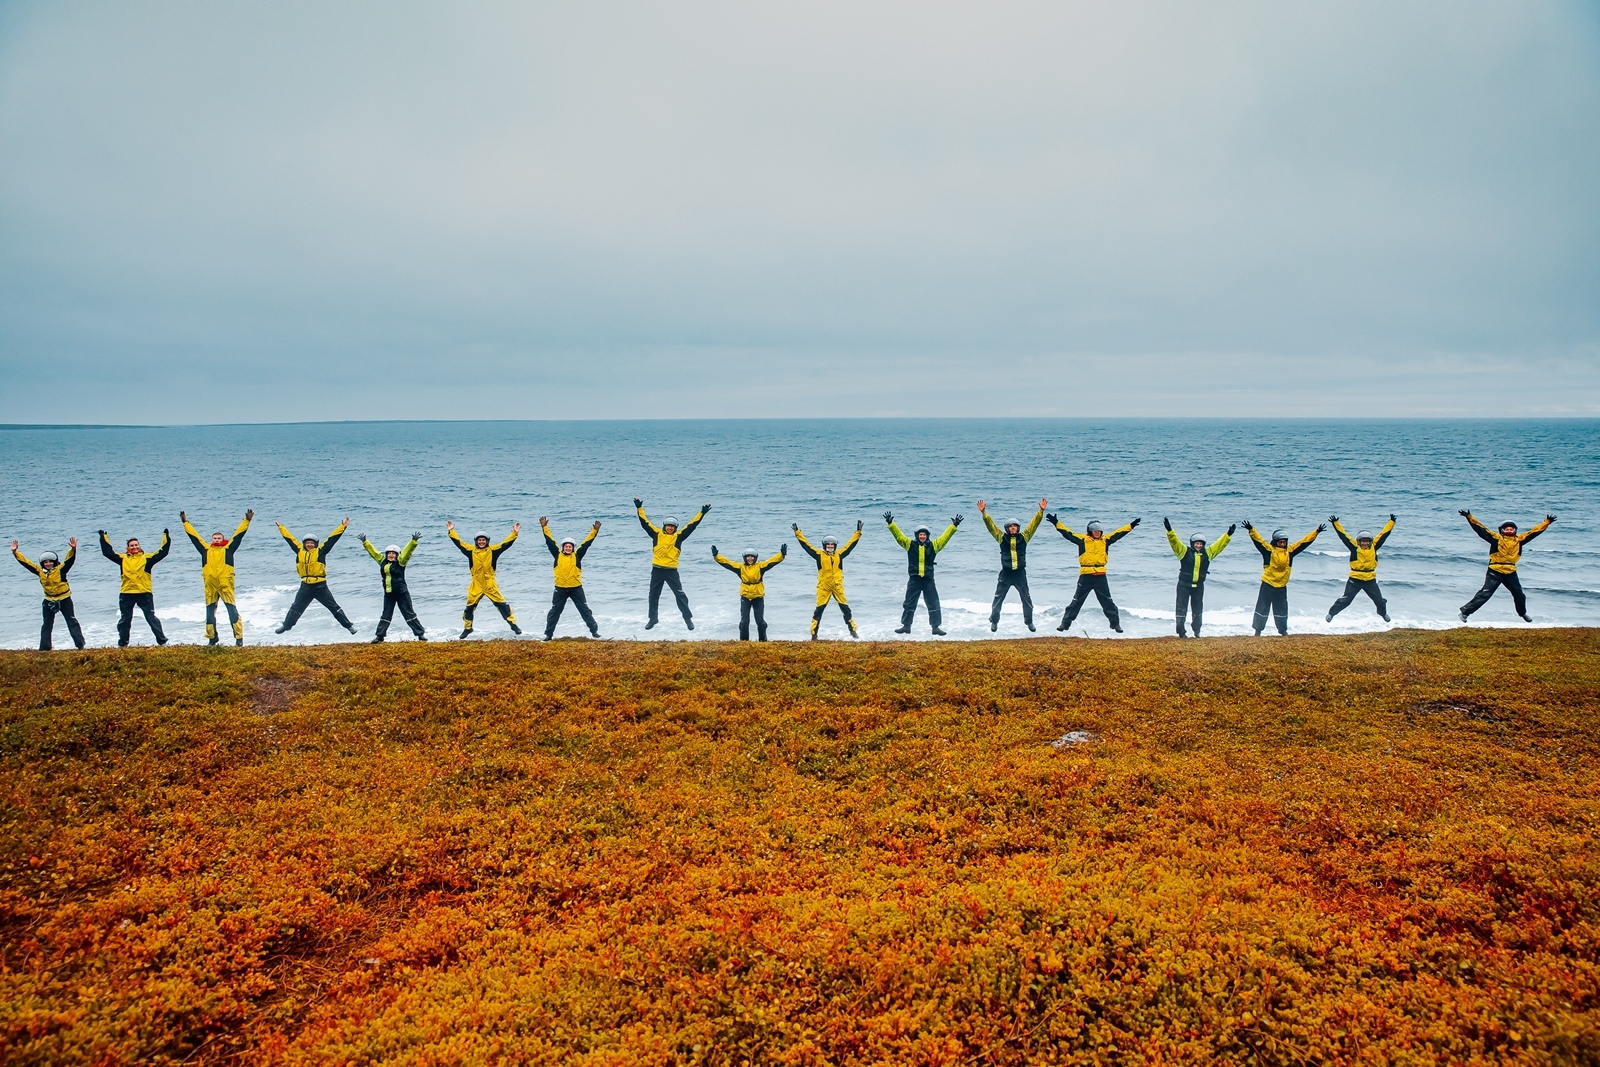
[1332,519,1394,580]
[795,529,860,588]
[278,522,347,584]
[888,521,958,577]
[14,546,75,601]
[1054,522,1134,575]
[1249,527,1319,588]
[1467,514,1552,574]
[983,510,1044,572]
[363,537,418,593]
[544,524,597,588]
[1166,528,1231,587]
[637,508,705,569]
[449,527,518,590]
[714,549,785,599]
[184,517,250,586]
[100,531,171,594]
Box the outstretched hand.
[1227,524,1236,535]
[976,499,986,512]
[1242,520,1253,531]
[179,510,187,522]
[792,523,800,532]
[1162,517,1171,530]
[539,516,548,526]
[69,536,77,548]
[447,520,455,530]
[412,531,420,540]
[711,545,719,557]
[1389,513,1396,522]
[1329,514,1338,524]
[633,498,643,508]
[512,522,522,532]
[781,543,788,555]
[1045,513,1058,525]
[1458,509,1470,518]
[1039,498,1048,510]
[358,533,367,542]
[856,519,864,531]
[1316,523,1328,532]
[700,504,711,514]
[98,529,107,537]
[1130,518,1142,528]
[246,509,255,521]
[9,540,15,551]
[952,514,964,526]
[1547,514,1558,523]
[883,511,894,523]
[593,521,602,531]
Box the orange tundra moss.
[1,630,1597,1065]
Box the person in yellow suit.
[274,519,357,635]
[542,518,602,640]
[1458,510,1555,623]
[1244,521,1324,635]
[713,543,786,641]
[448,521,523,639]
[99,527,172,646]
[1325,514,1396,623]
[1050,514,1140,633]
[12,537,85,650]
[634,498,709,631]
[794,521,863,639]
[181,508,253,645]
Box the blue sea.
[2,420,1596,649]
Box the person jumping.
[13,537,85,650]
[886,511,961,635]
[100,528,172,646]
[1051,514,1139,634]
[542,517,602,640]
[713,542,786,641]
[1164,517,1233,638]
[635,498,708,631]
[448,521,523,639]
[1458,510,1555,623]
[1245,521,1324,635]
[979,498,1045,632]
[360,531,426,642]
[181,509,252,645]
[274,518,357,635]
[794,521,862,639]
[1326,514,1396,623]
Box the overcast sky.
[1,1,1597,423]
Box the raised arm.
[931,520,960,552]
[318,521,347,560]
[1520,515,1555,545]
[182,517,207,556]
[793,527,821,561]
[838,527,862,559]
[712,551,742,574]
[886,517,911,550]
[541,521,561,560]
[1105,519,1138,547]
[982,511,1003,542]
[1052,520,1085,549]
[1023,508,1045,542]
[761,546,787,572]
[448,525,475,557]
[278,523,302,552]
[1330,519,1356,552]
[1373,516,1396,551]
[1248,525,1272,561]
[636,505,659,539]
[1207,526,1235,560]
[362,536,384,563]
[99,531,121,563]
[490,524,520,564]
[399,535,420,566]
[675,507,709,543]
[574,524,599,564]
[228,514,251,553]
[1462,512,1497,545]
[1165,524,1186,559]
[1289,526,1323,559]
[12,545,41,576]
[147,530,172,566]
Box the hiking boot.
[894,625,911,634]
[931,627,947,636]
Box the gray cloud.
[2,0,1597,421]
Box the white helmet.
[561,536,576,548]
[663,516,679,527]
[1357,530,1372,541]
[39,550,59,563]
[474,530,490,542]
[742,548,758,559]
[822,535,840,547]
[1003,519,1021,531]
[385,544,401,555]
[1087,521,1103,533]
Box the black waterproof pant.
[280,582,353,632]
[377,587,425,638]
[547,586,599,637]
[648,566,693,625]
[1175,582,1204,637]
[990,571,1033,627]
[1252,582,1289,635]
[1461,568,1528,619]
[811,598,854,637]
[1328,578,1387,619]
[741,596,769,641]
[117,592,167,646]
[204,597,242,643]
[1060,574,1120,631]
[41,597,86,650]
[901,575,942,629]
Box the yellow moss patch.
[1,630,1598,1064]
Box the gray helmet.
[1356,530,1372,541]
[385,544,401,555]
[474,530,490,542]
[1003,519,1021,532]
[914,525,931,536]
[1087,521,1103,534]
[822,535,840,547]
[662,516,679,527]
[1271,528,1287,542]
[742,548,758,560]
[39,550,59,563]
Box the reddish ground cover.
[2,630,1597,1064]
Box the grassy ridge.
[1,631,1597,1065]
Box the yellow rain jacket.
[544,524,597,588]
[1332,518,1394,580]
[1250,527,1319,588]
[715,549,785,599]
[795,528,860,604]
[1467,514,1552,574]
[451,526,517,598]
[1054,522,1135,575]
[185,517,250,598]
[100,531,171,594]
[278,522,346,583]
[637,508,706,569]
[14,546,75,601]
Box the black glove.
[781,543,788,555]
[711,545,719,557]
[952,514,963,526]
[1227,523,1237,535]
[163,528,169,536]
[1547,514,1557,523]
[1045,513,1057,526]
[1242,521,1253,531]
[633,497,643,508]
[358,533,367,542]
[701,504,711,514]
[1459,509,1470,518]
[1389,514,1396,523]
[1317,523,1328,532]
[98,529,106,536]
[412,531,420,541]
[1130,518,1141,528]
[791,523,800,532]
[883,511,894,523]
[1162,517,1171,530]
[1328,515,1338,524]
[856,519,863,531]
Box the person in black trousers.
[361,533,426,642]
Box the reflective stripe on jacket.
[888,521,957,577]
[1167,528,1230,586]
[984,509,1043,572]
